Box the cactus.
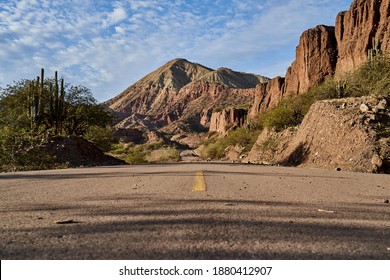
[33,76,40,125]
[54,71,59,115]
[28,80,35,129]
[26,68,69,135]
[59,78,65,134]
[336,79,347,98]
[38,68,44,122]
[368,38,382,61]
[49,81,54,120]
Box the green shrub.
[84,126,114,152]
[200,127,260,159]
[0,126,55,172]
[254,94,314,132]
[126,145,147,164]
[146,148,180,163]
[109,141,182,164]
[200,142,227,159]
[345,56,390,97]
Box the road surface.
[0,163,389,259]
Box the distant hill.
[105,58,269,133]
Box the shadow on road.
[1,195,389,260]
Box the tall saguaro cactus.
[59,77,65,134]
[33,75,40,127]
[38,68,44,124]
[368,38,382,61]
[27,68,67,134]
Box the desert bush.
[125,145,148,164]
[0,126,55,172]
[109,141,181,164]
[84,126,114,152]
[254,94,313,132]
[345,56,390,97]
[200,127,259,159]
[200,142,227,159]
[146,148,180,163]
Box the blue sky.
[0,0,352,101]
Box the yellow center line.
[192,170,206,192]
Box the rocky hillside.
[247,97,390,173]
[210,0,390,173]
[106,58,268,133]
[106,58,212,118]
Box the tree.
[0,69,114,136]
[0,69,115,171]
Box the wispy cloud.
[0,0,352,101]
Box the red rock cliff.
[335,0,390,75]
[209,108,248,134]
[284,25,338,96]
[250,0,390,118]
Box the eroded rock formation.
[335,0,390,75]
[284,25,338,96]
[209,108,248,134]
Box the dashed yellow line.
[192,171,206,192]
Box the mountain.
[105,58,213,118]
[105,58,269,133]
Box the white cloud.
[102,6,127,28]
[129,0,155,11]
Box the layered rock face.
[335,0,390,75]
[249,76,285,118]
[250,0,389,117]
[209,108,248,134]
[168,83,257,133]
[284,25,338,96]
[250,25,338,116]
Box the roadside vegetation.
[109,141,181,164]
[0,69,114,172]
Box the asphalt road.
[0,163,389,259]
